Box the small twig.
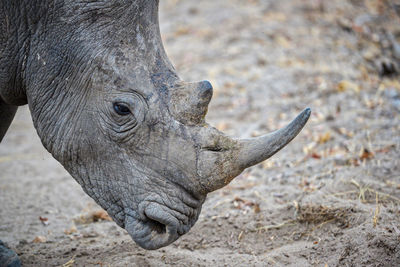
[350,179,369,202]
[212,198,231,209]
[311,218,336,232]
[348,180,400,203]
[331,188,400,203]
[0,153,39,163]
[61,257,75,267]
[329,190,358,197]
[254,190,268,203]
[369,189,400,203]
[238,231,244,241]
[265,257,277,265]
[373,192,380,228]
[254,220,297,232]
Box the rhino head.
[5,0,310,249]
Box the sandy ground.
[1,0,400,266]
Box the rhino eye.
[113,103,131,116]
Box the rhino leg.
[0,240,21,267]
[0,98,17,143]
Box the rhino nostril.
[143,203,179,238]
[145,216,167,235]
[202,146,225,152]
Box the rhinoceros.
[0,0,310,256]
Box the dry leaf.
[299,179,318,192]
[74,209,112,224]
[338,127,354,138]
[263,12,287,22]
[363,46,380,61]
[365,0,385,15]
[262,160,275,169]
[174,26,190,36]
[275,35,291,48]
[375,144,395,153]
[303,142,317,154]
[64,225,78,235]
[39,216,49,226]
[253,203,261,213]
[216,122,229,131]
[316,132,332,144]
[32,236,46,243]
[92,210,112,221]
[311,152,322,159]
[337,80,360,93]
[359,147,374,160]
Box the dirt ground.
[1,0,400,266]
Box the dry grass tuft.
[253,202,352,233]
[295,202,350,225]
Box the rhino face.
[84,49,239,249]
[23,1,310,249]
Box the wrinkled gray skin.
[0,0,310,250]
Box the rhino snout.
[124,196,202,250]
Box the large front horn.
[237,107,311,169]
[198,108,311,193]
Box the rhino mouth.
[124,196,203,250]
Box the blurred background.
[1,0,399,266]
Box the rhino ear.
[169,81,213,125]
